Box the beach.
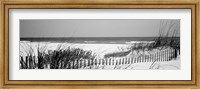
[20,41,180,70]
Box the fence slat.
[116,60,118,65]
[109,58,111,65]
[112,59,114,65]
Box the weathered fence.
[20,48,179,69]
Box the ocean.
[20,37,180,44]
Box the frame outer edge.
[0,1,3,89]
[197,0,200,89]
[0,1,1,89]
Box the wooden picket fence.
[66,48,179,69]
[20,48,179,69]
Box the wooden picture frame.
[0,0,199,89]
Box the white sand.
[20,41,180,70]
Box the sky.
[20,19,180,38]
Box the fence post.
[20,56,24,69]
[112,59,114,65]
[137,57,139,63]
[68,62,71,69]
[152,54,154,62]
[154,52,156,62]
[91,59,93,67]
[137,56,140,63]
[116,60,118,65]
[144,55,149,62]
[165,49,167,61]
[99,59,101,65]
[128,58,130,64]
[32,56,35,69]
[75,60,77,69]
[170,48,172,60]
[119,59,121,65]
[169,48,171,61]
[157,51,159,62]
[168,49,170,61]
[83,60,86,67]
[160,51,162,62]
[124,58,127,64]
[167,49,169,61]
[69,61,72,69]
[158,51,160,62]
[127,58,129,64]
[118,59,120,65]
[28,56,31,69]
[160,50,163,62]
[125,58,128,64]
[88,59,90,67]
[76,59,79,69]
[164,49,166,61]
[102,59,104,65]
[72,60,75,69]
[148,54,150,62]
[25,56,28,69]
[163,50,165,62]
[147,55,149,62]
[94,59,97,65]
[139,56,141,63]
[79,60,82,69]
[150,54,152,62]
[161,50,163,62]
[109,58,111,65]
[104,59,106,65]
[105,58,107,65]
[157,50,159,62]
[71,60,74,69]
[146,55,147,62]
[73,60,76,69]
[174,49,176,58]
[125,58,127,64]
[162,50,164,61]
[134,58,136,63]
[129,58,131,64]
[163,50,165,61]
[121,58,123,64]
[131,58,133,64]
[160,50,162,62]
[29,56,32,69]
[142,55,144,62]
[108,58,110,65]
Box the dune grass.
[20,43,96,69]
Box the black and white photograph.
[19,19,180,69]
